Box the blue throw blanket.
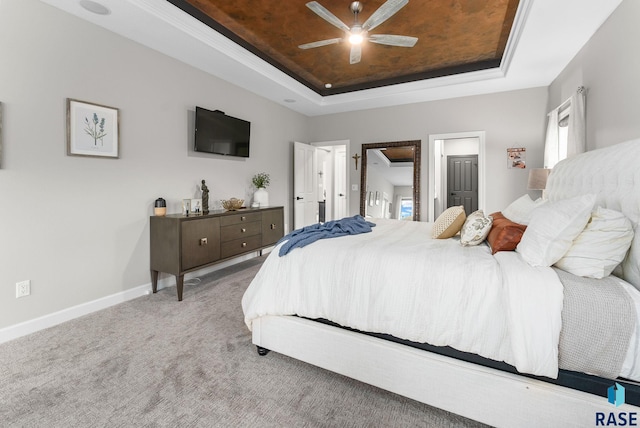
[277,215,376,256]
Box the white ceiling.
[40,0,622,117]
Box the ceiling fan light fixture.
[348,33,364,45]
[302,0,416,64]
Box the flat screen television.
[194,107,250,158]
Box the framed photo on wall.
[67,98,119,158]
[507,147,526,169]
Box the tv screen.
[194,107,250,158]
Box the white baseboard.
[0,252,262,345]
[0,283,152,345]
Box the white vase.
[253,188,269,207]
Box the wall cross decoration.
[352,153,361,170]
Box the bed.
[242,139,640,427]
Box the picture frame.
[182,199,191,215]
[507,147,526,169]
[190,198,202,215]
[67,98,119,158]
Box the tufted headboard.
[545,139,640,289]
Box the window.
[399,198,413,220]
[544,88,586,169]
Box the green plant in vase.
[252,172,270,207]
[252,172,270,189]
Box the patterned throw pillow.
[460,210,493,246]
[432,206,466,239]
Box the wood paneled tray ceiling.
[169,0,519,96]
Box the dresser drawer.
[181,218,220,270]
[262,209,284,246]
[221,235,262,259]
[220,221,261,242]
[219,212,261,226]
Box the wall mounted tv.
[194,107,251,158]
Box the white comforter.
[242,219,564,378]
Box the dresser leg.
[151,270,159,293]
[176,275,184,301]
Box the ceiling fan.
[299,0,418,64]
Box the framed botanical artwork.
[67,98,119,158]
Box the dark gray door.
[447,155,478,214]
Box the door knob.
[296,196,304,200]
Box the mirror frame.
[360,140,421,221]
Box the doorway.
[447,154,478,214]
[428,132,485,221]
[293,140,349,230]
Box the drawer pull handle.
[199,238,208,246]
[241,216,246,221]
[241,242,247,248]
[241,228,246,233]
[271,223,277,230]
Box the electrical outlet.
[16,280,30,298]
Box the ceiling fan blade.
[299,38,342,49]
[368,34,418,47]
[362,0,409,32]
[350,45,362,64]
[306,1,350,32]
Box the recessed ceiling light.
[79,0,111,15]
[283,99,296,103]
[325,83,332,89]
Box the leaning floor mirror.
[360,140,421,221]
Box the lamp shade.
[528,168,551,190]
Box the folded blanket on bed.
[555,268,635,379]
[277,215,376,256]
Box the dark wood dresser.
[150,206,284,300]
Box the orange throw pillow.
[486,212,527,254]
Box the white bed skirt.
[252,315,639,428]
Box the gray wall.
[308,88,550,218]
[548,0,640,150]
[0,0,308,329]
[2,0,632,332]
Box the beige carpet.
[0,257,487,427]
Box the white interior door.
[335,149,347,219]
[293,142,318,229]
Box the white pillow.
[460,210,493,246]
[554,207,634,278]
[502,194,546,225]
[516,194,596,267]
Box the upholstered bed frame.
[251,139,640,427]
